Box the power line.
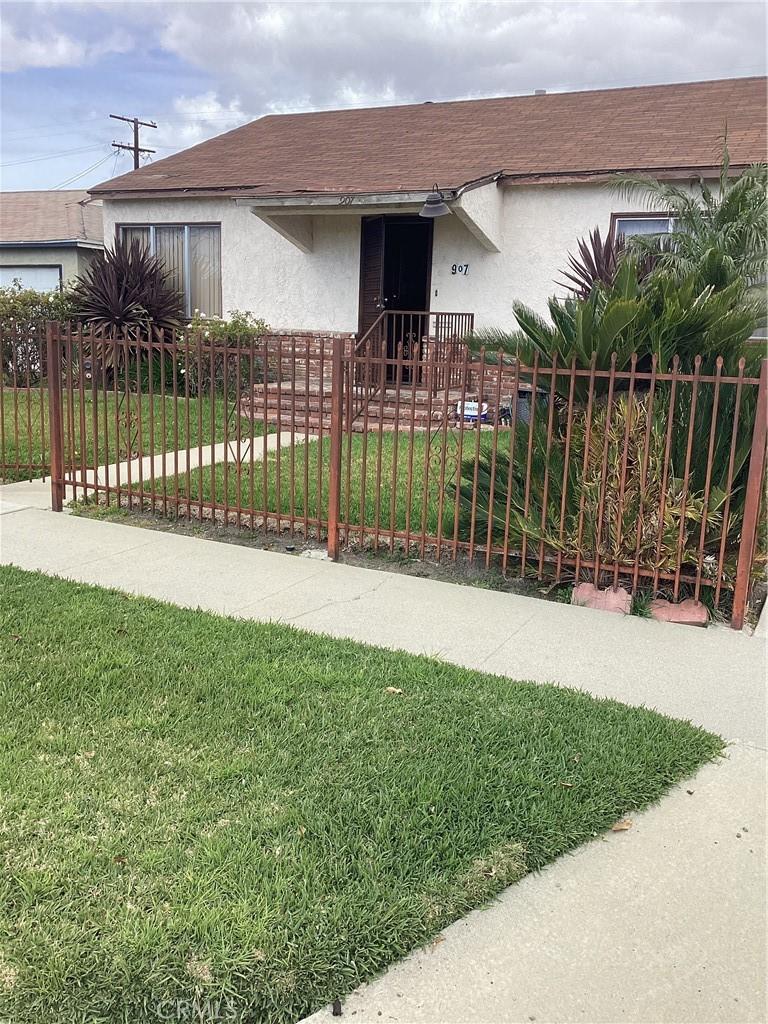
[0,145,105,168]
[50,150,115,190]
[110,113,157,170]
[3,107,247,137]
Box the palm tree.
[613,144,767,291]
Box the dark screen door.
[358,216,385,335]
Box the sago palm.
[471,258,759,401]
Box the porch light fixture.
[419,183,450,218]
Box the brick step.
[241,409,440,435]
[252,385,465,407]
[246,398,446,421]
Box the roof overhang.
[0,239,103,250]
[234,188,458,212]
[235,179,503,253]
[235,190,454,254]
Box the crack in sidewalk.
[281,574,391,623]
[234,569,327,614]
[477,612,538,667]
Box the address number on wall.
[451,263,470,276]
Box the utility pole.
[110,114,157,169]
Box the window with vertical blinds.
[121,226,151,251]
[117,223,221,317]
[154,227,186,303]
[189,226,221,319]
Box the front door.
[358,215,433,383]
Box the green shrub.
[176,310,270,394]
[0,282,75,325]
[449,387,761,591]
[473,259,761,403]
[185,308,269,343]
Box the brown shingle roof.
[0,190,103,244]
[91,77,767,198]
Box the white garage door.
[0,266,61,291]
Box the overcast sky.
[1,0,765,191]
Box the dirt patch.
[69,498,568,602]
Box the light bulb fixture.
[419,183,450,218]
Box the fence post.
[45,321,65,512]
[327,336,343,560]
[731,358,767,630]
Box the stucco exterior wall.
[101,197,361,331]
[0,245,96,287]
[431,183,626,328]
[102,183,636,333]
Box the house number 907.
[451,263,470,276]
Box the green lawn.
[0,391,261,483]
[164,431,494,541]
[0,566,721,1023]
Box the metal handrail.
[350,309,475,423]
[354,309,387,355]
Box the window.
[612,214,673,240]
[118,223,222,318]
[0,265,62,291]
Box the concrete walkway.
[0,429,299,515]
[0,486,765,1024]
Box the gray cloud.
[147,0,768,154]
[153,0,766,112]
[1,0,765,186]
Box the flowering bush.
[0,282,75,326]
[186,309,269,343]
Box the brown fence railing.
[43,323,768,629]
[0,321,48,481]
[351,310,474,422]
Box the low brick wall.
[258,330,356,385]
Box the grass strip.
[0,565,721,1023]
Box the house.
[90,77,765,339]
[0,191,103,291]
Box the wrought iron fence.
[43,323,768,629]
[0,321,48,481]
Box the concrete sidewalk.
[0,493,765,1024]
[1,492,763,745]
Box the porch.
[244,309,485,433]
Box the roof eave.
[89,172,504,203]
[499,163,754,186]
[0,239,103,249]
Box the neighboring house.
[90,77,766,333]
[0,191,103,291]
